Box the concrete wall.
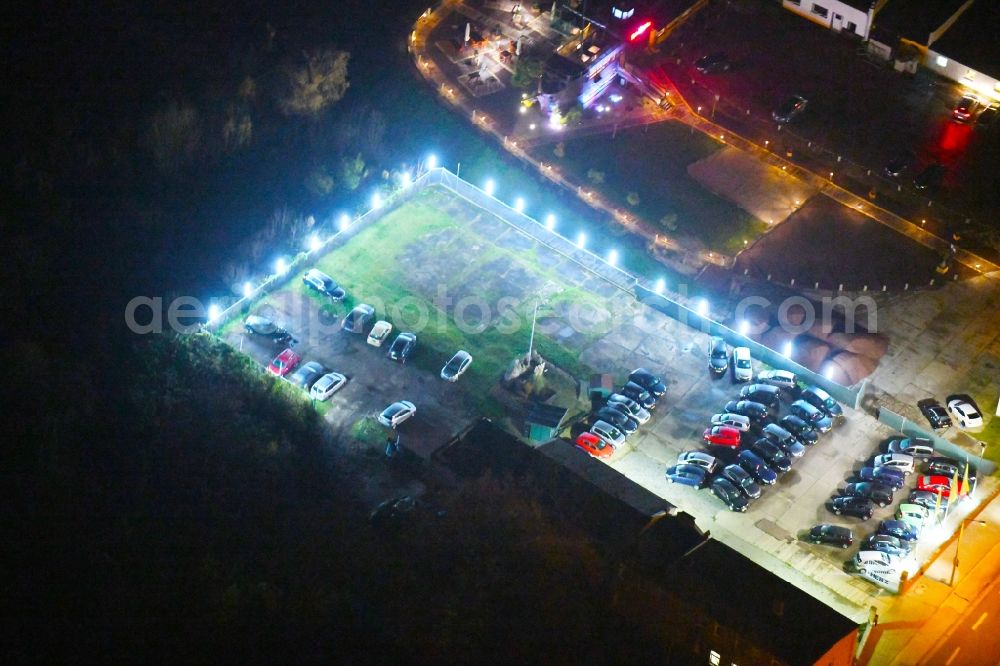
[924,48,1000,104]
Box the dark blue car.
[737,450,777,485]
[879,519,919,543]
[856,466,905,490]
[665,464,708,488]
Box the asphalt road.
[926,588,1000,666]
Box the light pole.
[949,518,987,587]
[973,441,987,495]
[526,297,542,362]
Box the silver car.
[378,400,416,428]
[591,420,626,449]
[606,393,650,424]
[440,350,472,382]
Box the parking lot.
[219,182,989,619]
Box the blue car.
[665,464,709,488]
[737,450,777,485]
[879,519,919,543]
[856,466,905,490]
[862,534,909,558]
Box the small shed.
[589,373,614,401]
[524,403,568,443]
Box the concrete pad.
[688,146,818,224]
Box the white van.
[733,347,753,382]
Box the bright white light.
[426,154,437,170]
[275,258,287,276]
[514,197,525,213]
[544,213,556,231]
[484,179,496,196]
[371,192,383,209]
[400,171,412,188]
[655,278,665,294]
[607,249,618,266]
[208,304,221,323]
[824,365,836,380]
[243,281,253,298]
[783,341,793,357]
[529,123,536,130]
[309,234,322,252]
[697,299,710,316]
[576,232,586,249]
[738,320,750,335]
[610,94,622,103]
[519,106,527,114]
[339,213,351,231]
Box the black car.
[790,399,832,433]
[748,438,791,473]
[302,268,346,300]
[761,424,805,458]
[243,315,292,345]
[621,381,656,409]
[800,386,843,420]
[909,489,950,512]
[595,407,638,435]
[628,368,666,398]
[708,336,729,376]
[883,151,914,178]
[855,466,905,490]
[917,398,952,430]
[695,52,731,74]
[827,496,874,520]
[288,361,326,389]
[724,400,769,422]
[913,163,945,190]
[780,415,818,444]
[721,464,762,499]
[369,495,416,526]
[842,482,893,508]
[772,94,807,123]
[925,456,976,481]
[710,477,749,512]
[342,304,376,333]
[879,519,918,543]
[388,332,417,363]
[808,524,854,548]
[739,384,781,408]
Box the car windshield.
[737,359,750,368]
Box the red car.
[703,426,742,448]
[268,348,301,376]
[916,475,965,498]
[575,432,613,459]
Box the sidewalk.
[860,486,1000,665]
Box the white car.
[733,347,753,382]
[711,413,751,432]
[873,453,915,476]
[606,393,650,424]
[378,400,416,428]
[947,399,984,429]
[757,369,797,392]
[441,350,472,382]
[309,372,347,401]
[677,450,718,473]
[367,320,393,347]
[591,420,626,449]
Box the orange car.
[575,432,613,459]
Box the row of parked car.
[245,269,477,430]
[667,370,845,512]
[812,434,979,577]
[574,369,667,458]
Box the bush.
[587,169,605,184]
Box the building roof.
[930,0,1000,79]
[872,0,968,44]
[838,0,875,12]
[525,402,568,428]
[436,419,857,664]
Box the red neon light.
[630,21,652,41]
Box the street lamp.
[371,192,383,210]
[514,197,525,213]
[576,232,586,249]
[607,249,618,266]
[243,281,253,299]
[484,179,496,196]
[783,341,793,358]
[738,320,750,336]
[275,258,287,276]
[949,518,987,587]
[309,234,322,252]
[697,298,710,317]
[544,213,556,231]
[973,441,987,494]
[207,303,221,324]
[655,278,665,294]
[426,153,437,170]
[339,213,351,232]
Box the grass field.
[244,188,635,417]
[533,122,768,253]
